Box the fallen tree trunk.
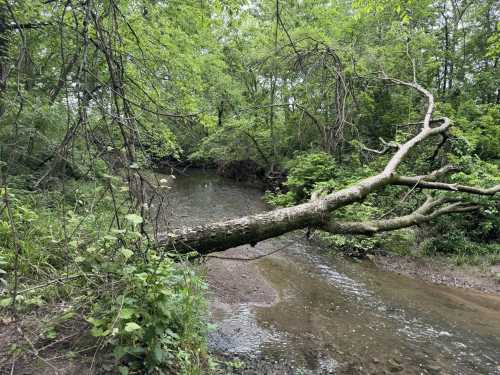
[156,79,499,255]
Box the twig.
[17,326,60,374]
[377,179,421,219]
[3,187,21,317]
[205,241,292,262]
[17,275,85,295]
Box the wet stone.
[426,364,442,374]
[387,359,404,372]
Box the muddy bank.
[156,159,286,190]
[372,253,500,295]
[205,246,279,307]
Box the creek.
[159,169,500,374]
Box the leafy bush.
[319,232,380,256]
[87,254,207,374]
[265,152,337,205]
[264,190,297,207]
[140,122,183,162]
[285,152,337,201]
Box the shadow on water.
[159,169,500,374]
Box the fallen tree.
[157,79,499,254]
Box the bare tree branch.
[393,176,500,195]
[415,164,461,181]
[360,137,400,155]
[321,197,480,236]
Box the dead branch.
[321,196,480,236]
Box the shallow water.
[160,169,500,374]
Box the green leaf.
[120,248,134,260]
[124,322,142,332]
[125,214,143,225]
[45,328,57,339]
[135,272,148,282]
[90,326,106,337]
[118,308,135,320]
[59,311,76,321]
[152,344,164,364]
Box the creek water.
[160,169,500,374]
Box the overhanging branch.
[321,197,480,236]
[393,176,500,195]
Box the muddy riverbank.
[373,253,500,295]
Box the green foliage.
[264,190,297,207]
[191,117,273,164]
[87,254,207,373]
[416,187,499,266]
[285,152,337,201]
[0,181,208,373]
[320,232,380,255]
[265,152,337,205]
[448,102,500,161]
[1,0,500,370]
[140,124,182,162]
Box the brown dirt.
[0,305,103,375]
[205,244,279,306]
[372,253,500,295]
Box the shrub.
[87,254,208,374]
[265,152,337,205]
[285,152,337,201]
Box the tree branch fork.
[156,79,499,255]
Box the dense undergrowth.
[0,177,209,374]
